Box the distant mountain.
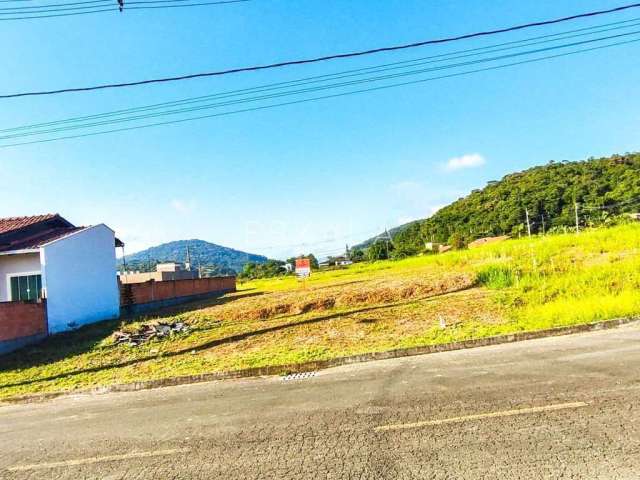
[120,239,268,275]
[356,152,640,253]
[353,221,420,250]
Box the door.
[10,274,42,301]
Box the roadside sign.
[295,258,311,278]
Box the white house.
[0,214,122,333]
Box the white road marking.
[7,448,189,472]
[375,401,588,432]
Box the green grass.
[1,224,639,400]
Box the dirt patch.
[211,273,475,322]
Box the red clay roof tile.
[0,214,60,235]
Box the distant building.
[327,255,353,266]
[119,261,199,284]
[468,235,511,249]
[425,242,443,251]
[626,213,640,221]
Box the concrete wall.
[120,276,236,315]
[0,300,47,355]
[0,253,42,302]
[41,225,120,334]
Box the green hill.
[121,239,269,275]
[360,153,640,254]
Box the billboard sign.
[295,258,311,278]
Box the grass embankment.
[1,224,639,399]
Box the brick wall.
[0,301,47,342]
[120,276,236,307]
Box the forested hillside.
[121,239,268,275]
[362,153,640,255]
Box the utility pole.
[541,213,546,235]
[185,244,192,270]
[383,229,390,258]
[121,245,127,277]
[574,202,580,234]
[525,208,531,238]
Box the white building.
[0,214,122,333]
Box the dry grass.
[213,271,474,321]
[2,224,639,399]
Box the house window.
[10,274,42,302]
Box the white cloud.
[444,153,486,171]
[170,198,197,214]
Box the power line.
[6,17,639,136]
[1,35,638,148]
[6,17,638,136]
[0,0,247,20]
[252,230,380,252]
[0,0,243,9]
[0,0,112,11]
[3,2,640,97]
[581,197,640,210]
[0,6,111,18]
[2,27,639,141]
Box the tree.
[367,240,393,261]
[238,260,286,280]
[398,153,640,244]
[349,247,365,262]
[448,233,466,250]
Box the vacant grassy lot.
[1,224,639,400]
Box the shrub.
[476,265,516,289]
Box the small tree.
[367,240,393,261]
[449,232,466,250]
[350,247,365,262]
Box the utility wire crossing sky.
[1,25,639,148]
[2,1,640,98]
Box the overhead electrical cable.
[0,0,247,20]
[3,19,639,137]
[1,35,638,148]
[0,6,112,18]
[2,2,640,97]
[0,0,114,11]
[0,0,243,10]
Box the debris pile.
[113,322,188,346]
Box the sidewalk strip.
[375,401,588,432]
[7,448,189,472]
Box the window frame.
[7,271,43,302]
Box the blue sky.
[1,0,639,259]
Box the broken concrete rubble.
[112,322,188,347]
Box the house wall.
[0,252,42,302]
[0,300,47,355]
[41,225,120,334]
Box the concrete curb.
[2,316,637,405]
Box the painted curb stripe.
[7,448,189,472]
[375,401,588,431]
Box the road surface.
[2,322,640,479]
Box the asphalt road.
[2,323,639,479]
